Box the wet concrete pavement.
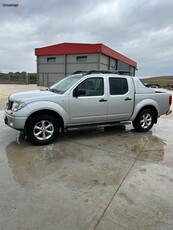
[0,110,173,230]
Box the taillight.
[169,95,172,106]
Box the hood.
[9,89,62,103]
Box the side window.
[75,77,104,96]
[47,57,56,63]
[109,78,128,95]
[76,56,87,62]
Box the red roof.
[35,43,137,68]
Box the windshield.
[49,74,83,94]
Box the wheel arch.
[25,109,64,130]
[135,105,158,124]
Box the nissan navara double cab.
[4,71,172,145]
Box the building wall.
[37,52,135,86]
[37,53,99,86]
[66,53,99,74]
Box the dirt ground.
[0,84,46,110]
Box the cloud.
[0,0,173,76]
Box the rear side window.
[109,78,128,95]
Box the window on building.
[109,78,128,95]
[76,56,87,62]
[47,57,56,63]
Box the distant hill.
[140,76,173,89]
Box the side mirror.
[73,89,86,97]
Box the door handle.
[125,97,132,101]
[99,98,107,102]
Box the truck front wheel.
[133,109,155,132]
[26,114,59,145]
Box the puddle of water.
[139,117,173,166]
[1,110,172,188]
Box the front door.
[69,77,108,124]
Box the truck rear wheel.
[133,109,155,132]
[26,114,59,145]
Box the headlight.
[11,101,26,112]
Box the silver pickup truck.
[4,72,172,145]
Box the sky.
[0,0,173,77]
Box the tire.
[26,114,59,145]
[133,109,155,132]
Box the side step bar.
[67,121,131,132]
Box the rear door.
[107,77,134,121]
[69,76,108,124]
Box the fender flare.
[25,101,69,127]
[130,99,159,122]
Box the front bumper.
[4,111,27,130]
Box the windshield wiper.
[49,88,64,94]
